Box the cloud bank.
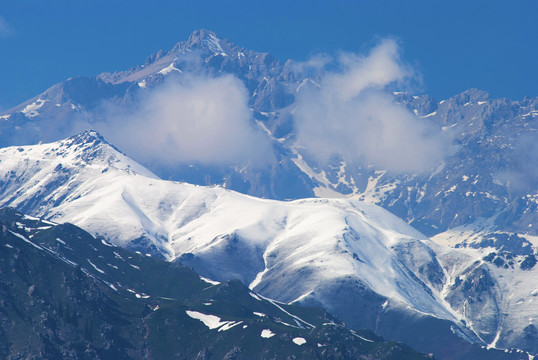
[293,39,450,173]
[83,74,273,167]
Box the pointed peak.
[58,131,158,178]
[69,130,107,145]
[458,88,490,101]
[188,29,220,42]
[182,29,227,55]
[65,130,123,154]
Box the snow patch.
[206,33,225,54]
[259,294,316,329]
[260,329,275,338]
[107,283,118,291]
[87,259,105,274]
[101,239,114,247]
[9,230,43,250]
[22,99,48,118]
[421,111,437,118]
[200,276,220,285]
[249,292,262,301]
[158,63,181,75]
[185,310,242,332]
[22,214,40,221]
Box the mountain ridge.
[0,132,535,359]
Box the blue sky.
[0,0,536,110]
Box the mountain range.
[2,207,434,359]
[0,29,536,359]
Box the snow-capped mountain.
[0,30,535,245]
[0,29,536,358]
[0,131,535,359]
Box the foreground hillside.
[0,207,432,359]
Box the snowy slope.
[0,131,451,318]
[431,228,538,353]
[0,132,535,358]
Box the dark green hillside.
[0,207,432,359]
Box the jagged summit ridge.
[185,29,226,53]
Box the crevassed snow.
[260,329,275,338]
[292,337,306,345]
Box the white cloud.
[495,131,538,195]
[294,39,450,173]
[286,53,332,76]
[82,74,273,167]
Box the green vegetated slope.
[0,207,432,360]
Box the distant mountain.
[0,207,434,360]
[0,29,535,242]
[0,132,534,359]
